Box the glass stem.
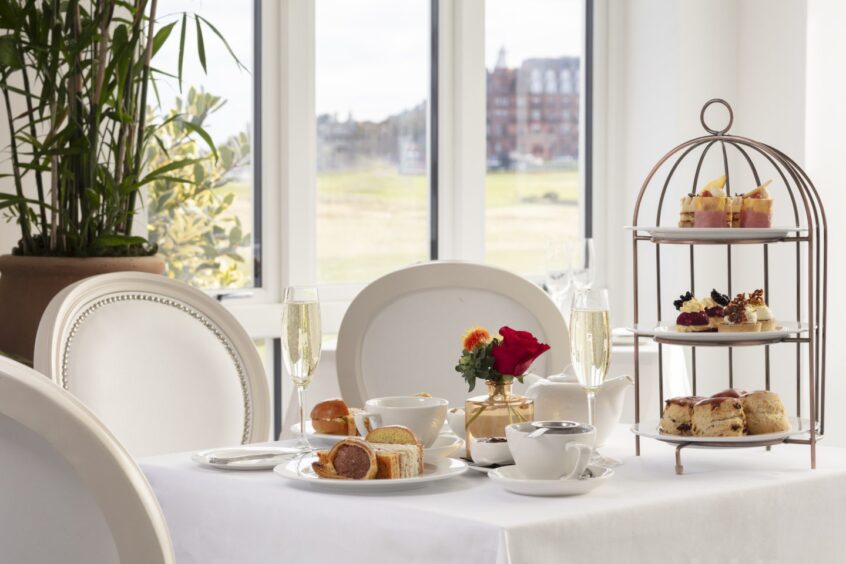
[586,389,597,429]
[297,385,307,443]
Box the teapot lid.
[530,420,594,435]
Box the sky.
[150,0,584,135]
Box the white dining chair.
[0,355,174,564]
[34,272,270,457]
[335,261,569,408]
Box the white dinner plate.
[192,447,299,471]
[290,420,455,448]
[627,321,806,344]
[488,465,613,497]
[273,455,468,492]
[631,416,814,446]
[625,226,806,242]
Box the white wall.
[806,0,846,447]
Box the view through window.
[315,0,430,284]
[147,0,256,290]
[485,0,584,274]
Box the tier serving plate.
[628,321,806,345]
[626,226,806,243]
[273,455,468,492]
[631,416,814,447]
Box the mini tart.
[675,312,713,333]
[718,321,762,333]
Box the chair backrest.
[337,261,568,407]
[0,356,174,564]
[34,272,270,457]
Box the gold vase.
[464,380,534,457]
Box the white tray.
[628,321,806,344]
[631,416,814,446]
[626,226,806,242]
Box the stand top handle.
[700,98,734,135]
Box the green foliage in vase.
[0,0,242,257]
[146,88,251,289]
[455,341,503,393]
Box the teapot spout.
[603,374,634,391]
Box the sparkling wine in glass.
[282,286,322,452]
[570,288,618,466]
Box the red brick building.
[487,49,580,169]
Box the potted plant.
[0,0,238,360]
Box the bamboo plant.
[0,0,240,256]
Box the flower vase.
[464,380,534,457]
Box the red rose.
[491,326,551,376]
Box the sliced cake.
[740,180,773,228]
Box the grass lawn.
[212,165,581,284]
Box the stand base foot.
[675,443,690,475]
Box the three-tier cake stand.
[629,99,827,474]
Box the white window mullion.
[279,0,317,289]
[438,0,486,262]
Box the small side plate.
[192,447,298,471]
[488,465,613,496]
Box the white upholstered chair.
[34,272,270,457]
[335,261,569,408]
[0,356,174,564]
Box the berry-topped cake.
[692,176,729,228]
[702,289,729,328]
[740,180,773,228]
[747,289,776,331]
[673,291,713,333]
[718,293,762,333]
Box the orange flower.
[462,326,492,351]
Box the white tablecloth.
[141,427,846,564]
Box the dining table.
[140,426,846,564]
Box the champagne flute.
[569,288,618,466]
[545,240,572,309]
[568,238,595,291]
[282,286,322,453]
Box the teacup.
[355,396,448,447]
[505,421,595,480]
[469,437,514,466]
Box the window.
[485,0,585,275]
[315,0,430,284]
[147,0,260,292]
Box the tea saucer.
[488,465,613,496]
[423,434,463,462]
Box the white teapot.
[522,372,633,447]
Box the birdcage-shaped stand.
[628,99,827,474]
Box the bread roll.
[692,397,746,437]
[743,390,790,434]
[310,399,358,435]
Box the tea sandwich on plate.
[660,389,790,437]
[312,425,423,480]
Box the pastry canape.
[660,396,703,436]
[693,176,729,228]
[673,292,713,333]
[718,293,762,333]
[692,397,747,437]
[742,390,790,434]
[702,289,730,328]
[740,180,773,228]
[678,195,695,227]
[747,288,776,331]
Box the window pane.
[147,0,257,290]
[316,0,429,284]
[485,0,583,274]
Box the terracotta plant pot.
[0,255,165,362]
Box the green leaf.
[0,35,22,69]
[95,234,148,247]
[177,13,186,91]
[180,119,218,160]
[197,15,247,71]
[151,21,177,58]
[194,15,206,73]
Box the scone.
[692,397,746,437]
[660,397,703,436]
[743,390,790,434]
[710,388,747,399]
